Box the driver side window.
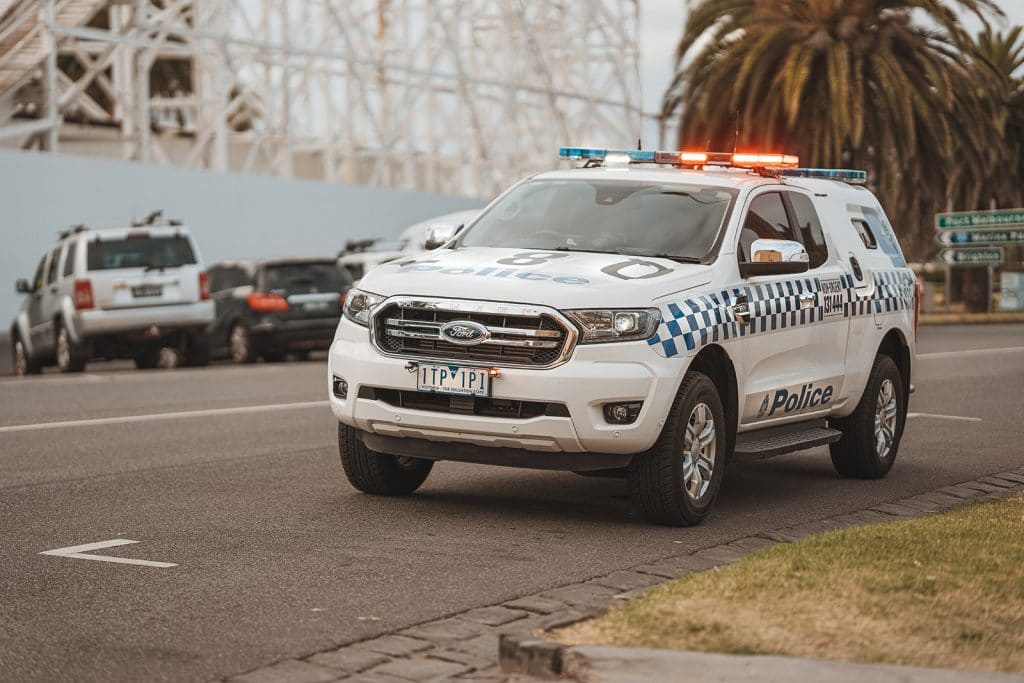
[738,192,797,262]
[31,255,47,291]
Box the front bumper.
[327,317,686,461]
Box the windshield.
[87,235,197,270]
[263,262,352,295]
[459,179,737,260]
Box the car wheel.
[628,371,726,526]
[292,350,311,362]
[55,322,88,373]
[262,352,286,363]
[12,335,42,376]
[830,354,905,479]
[182,331,211,367]
[338,423,433,495]
[229,323,257,363]
[134,346,162,370]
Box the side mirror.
[15,278,31,294]
[739,239,809,277]
[424,223,462,250]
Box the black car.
[206,258,353,362]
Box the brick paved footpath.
[225,467,1024,683]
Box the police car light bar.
[560,147,803,169]
[781,168,868,184]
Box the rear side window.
[788,194,829,268]
[738,192,797,261]
[46,248,60,284]
[851,219,877,249]
[209,266,251,292]
[87,235,197,271]
[63,241,76,278]
[262,262,353,295]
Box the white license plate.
[416,363,490,397]
[132,284,162,298]
[303,301,330,312]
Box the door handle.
[800,293,815,309]
[732,294,750,324]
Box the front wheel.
[12,335,43,376]
[830,354,905,479]
[629,371,727,526]
[338,423,433,495]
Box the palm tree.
[662,0,1003,259]
[968,25,1024,209]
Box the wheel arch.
[877,328,911,410]
[687,343,739,460]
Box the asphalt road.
[1,325,1022,682]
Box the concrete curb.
[921,312,1024,325]
[497,467,1024,681]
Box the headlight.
[343,288,385,327]
[564,308,661,344]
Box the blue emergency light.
[781,168,868,184]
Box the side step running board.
[733,419,842,462]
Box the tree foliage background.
[662,0,1023,260]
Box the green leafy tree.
[663,0,1003,259]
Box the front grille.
[373,300,573,367]
[360,386,571,419]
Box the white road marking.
[917,345,1024,360]
[39,539,176,568]
[907,412,983,422]
[0,400,328,434]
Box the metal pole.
[44,0,58,152]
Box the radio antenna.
[732,109,741,154]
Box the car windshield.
[263,262,352,295]
[87,235,197,270]
[459,179,737,260]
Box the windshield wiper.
[644,253,702,264]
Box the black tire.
[292,350,311,362]
[628,371,727,526]
[830,354,905,479]
[338,423,433,495]
[229,323,257,363]
[12,334,43,376]
[133,346,162,370]
[55,322,88,373]
[262,352,286,363]
[182,330,211,367]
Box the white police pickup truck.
[328,148,919,526]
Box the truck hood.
[358,247,712,308]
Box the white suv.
[327,149,919,526]
[11,214,214,374]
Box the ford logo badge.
[440,320,490,346]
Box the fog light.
[603,401,642,424]
[332,375,349,399]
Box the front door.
[736,190,851,428]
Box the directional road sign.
[935,209,1024,230]
[934,227,1024,247]
[936,247,1004,266]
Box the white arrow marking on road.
[39,539,177,568]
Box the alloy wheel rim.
[874,378,898,460]
[230,326,248,361]
[14,340,27,376]
[682,402,716,502]
[56,329,70,369]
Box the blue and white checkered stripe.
[648,269,915,358]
